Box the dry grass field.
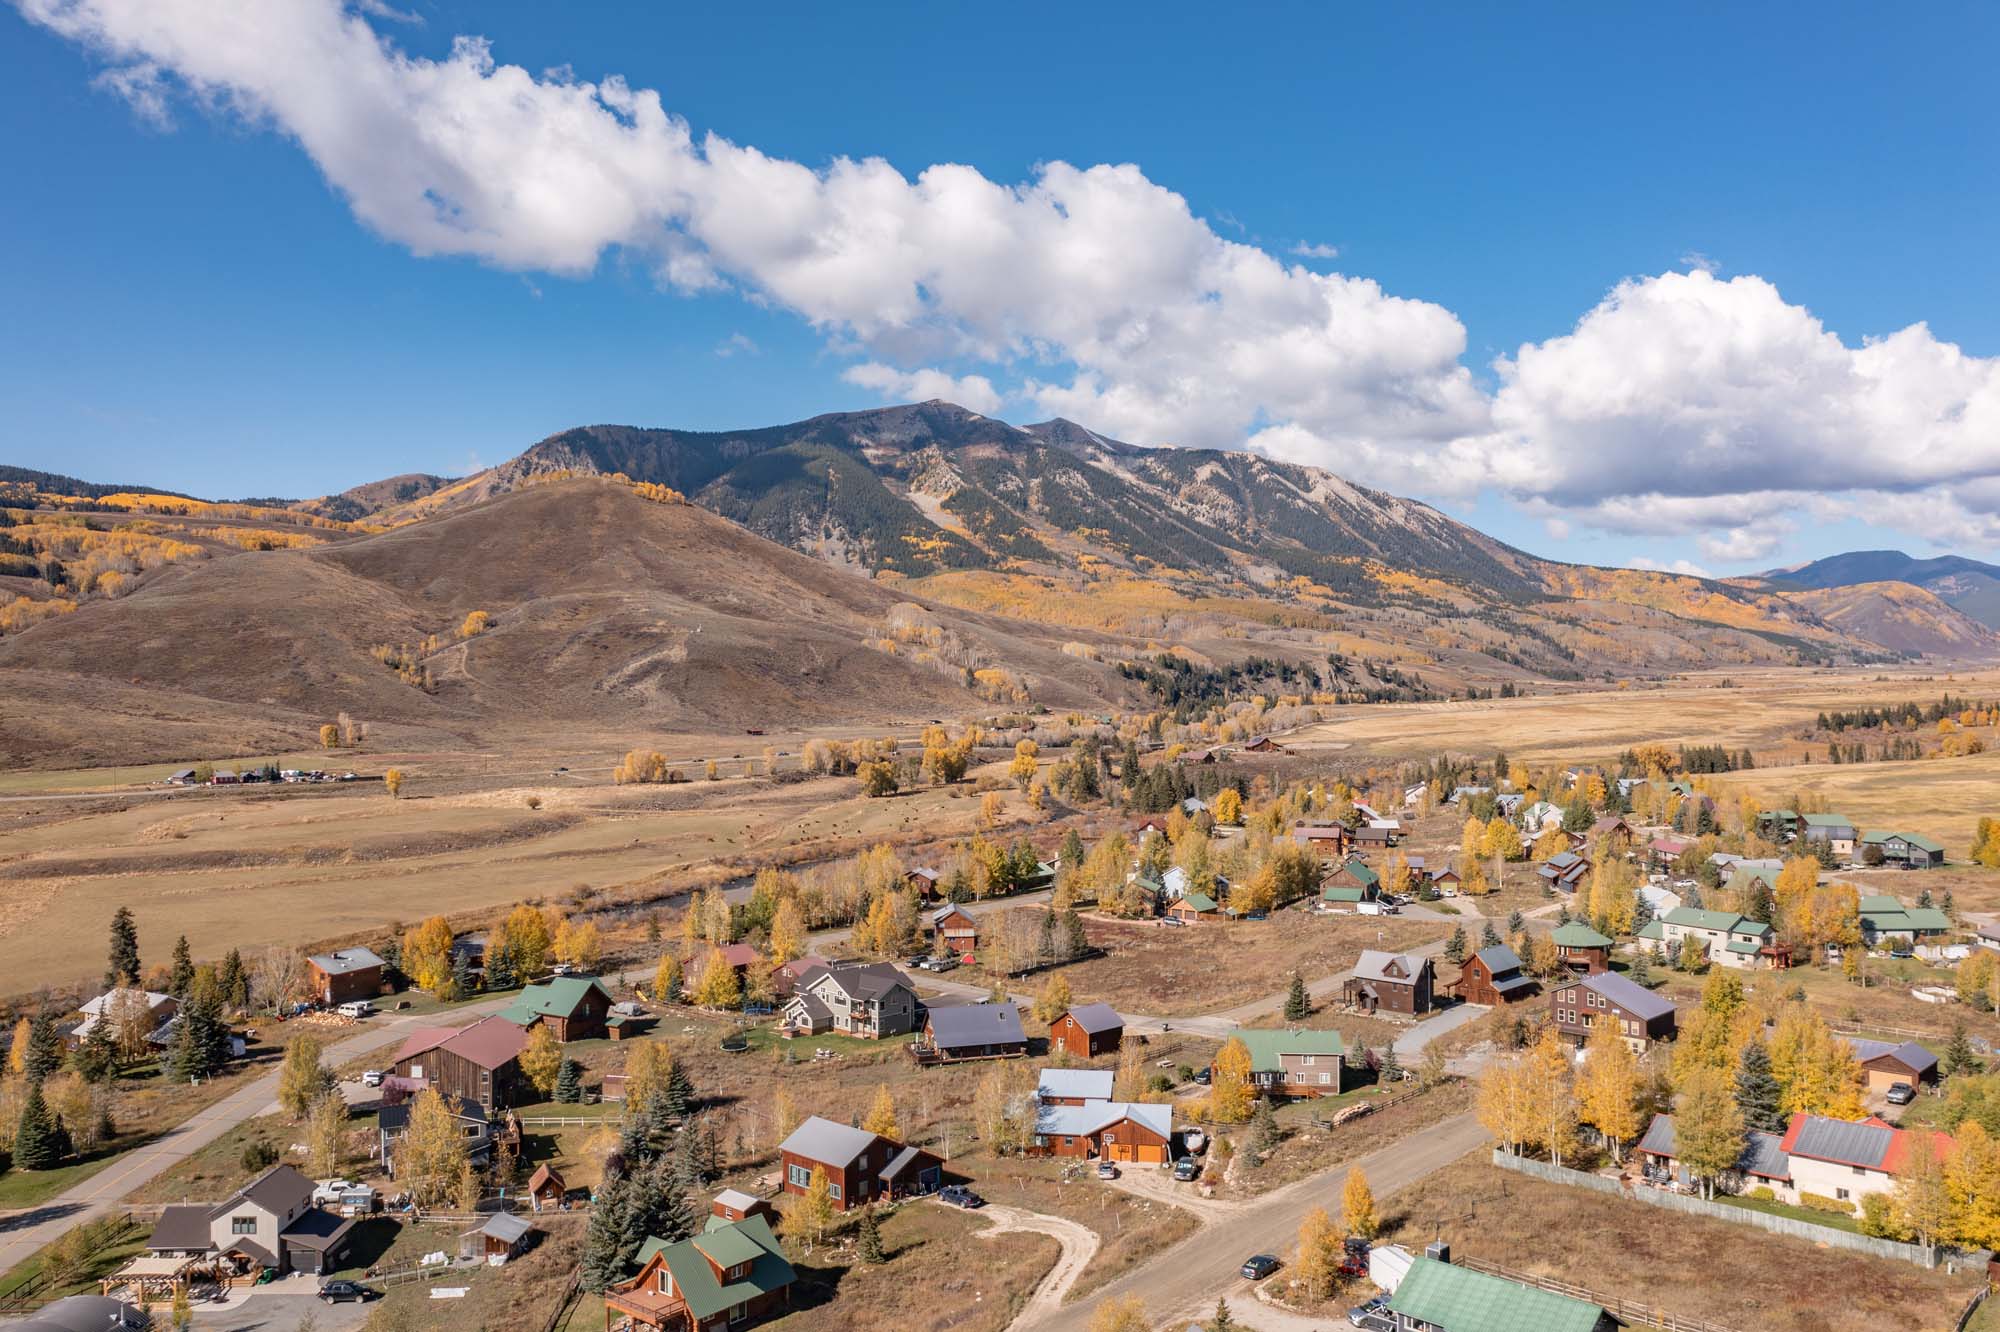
[1706,750,2000,853]
[1378,1156,1982,1332]
[1288,666,2000,765]
[1029,912,1449,1018]
[0,763,1051,995]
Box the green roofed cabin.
[1168,891,1220,924]
[1549,921,1613,975]
[1862,831,1947,869]
[1857,895,1953,946]
[500,975,615,1042]
[1217,1027,1346,1098]
[605,1207,796,1331]
[1388,1255,1611,1332]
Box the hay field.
[0,764,1032,994]
[1286,666,2000,764]
[1705,750,2000,854]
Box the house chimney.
[1425,1240,1451,1264]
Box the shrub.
[1797,1192,1854,1215]
[240,1140,279,1172]
[1858,1192,1901,1238]
[1744,1185,1775,1201]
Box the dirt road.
[970,1202,1101,1328]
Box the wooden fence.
[1456,1255,1751,1332]
[1954,1284,1992,1332]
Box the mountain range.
[3,402,1996,767]
[1759,551,2000,630]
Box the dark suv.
[318,1280,381,1304]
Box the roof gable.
[1388,1257,1605,1332]
[779,1115,879,1167]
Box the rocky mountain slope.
[1762,550,2000,630]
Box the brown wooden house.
[778,1116,941,1211]
[929,904,979,956]
[1551,922,1614,975]
[919,1003,1028,1061]
[501,976,613,1042]
[1242,736,1289,754]
[526,1163,568,1212]
[1029,1100,1172,1163]
[1290,823,1353,860]
[306,948,385,1006]
[1341,950,1435,1015]
[1549,971,1678,1052]
[604,1211,794,1332]
[386,1014,528,1114]
[1048,1002,1124,1058]
[709,1188,780,1228]
[1455,945,1538,1006]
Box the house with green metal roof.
[1861,830,1947,868]
[499,975,615,1042]
[1387,1256,1610,1332]
[1550,921,1613,975]
[1168,891,1219,923]
[607,1211,795,1331]
[1642,907,1785,971]
[1856,894,1953,945]
[1217,1027,1347,1098]
[1322,856,1381,896]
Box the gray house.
[781,962,920,1039]
[147,1164,357,1277]
[919,1002,1028,1061]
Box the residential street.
[1027,1111,1490,1330]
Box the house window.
[231,1216,257,1235]
[1853,1166,1866,1175]
[659,1270,674,1295]
[788,1163,812,1189]
[1063,1136,1075,1147]
[1302,1055,1314,1066]
[1319,1072,1331,1085]
[1837,1188,1851,1201]
[828,1182,842,1201]
[731,1304,748,1321]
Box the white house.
[1636,907,1784,970]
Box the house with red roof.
[386,1014,529,1113]
[1638,1110,1952,1216]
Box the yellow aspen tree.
[1578,1017,1642,1161]
[1207,1037,1255,1124]
[769,899,806,966]
[383,768,405,798]
[862,1084,900,1138]
[519,1025,562,1098]
[1295,1205,1339,1299]
[1341,1167,1379,1239]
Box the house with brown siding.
[1550,922,1613,975]
[929,904,979,956]
[604,1209,795,1331]
[1341,950,1434,1015]
[919,1002,1028,1061]
[1221,1027,1346,1098]
[1548,971,1677,1052]
[1029,1099,1173,1163]
[385,1014,529,1113]
[306,948,385,1006]
[1048,1002,1124,1058]
[500,976,614,1041]
[778,1116,941,1211]
[1455,945,1538,1006]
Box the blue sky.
[5,1,1998,574]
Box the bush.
[1147,1073,1174,1095]
[1858,1192,1901,1238]
[1797,1192,1854,1216]
[1744,1186,1775,1201]
[240,1140,279,1172]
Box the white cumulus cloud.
[841,363,1003,416]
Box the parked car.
[939,1185,985,1209]
[1240,1254,1280,1280]
[1095,1161,1120,1180]
[318,1280,380,1304]
[1172,1157,1201,1182]
[360,1069,383,1088]
[1348,1298,1395,1331]
[1243,910,1269,922]
[1886,1082,1917,1105]
[920,957,959,973]
[336,1001,374,1019]
[1193,1067,1211,1085]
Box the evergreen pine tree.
[486,940,517,991]
[1379,1043,1403,1084]
[651,1146,698,1245]
[74,1020,116,1083]
[1630,949,1652,987]
[168,936,195,999]
[1210,1295,1238,1331]
[554,1058,583,1104]
[1944,1021,1982,1077]
[1063,909,1089,960]
[1443,924,1468,965]
[1506,910,1524,936]
[616,1109,652,1171]
[218,949,249,1009]
[665,1062,696,1119]
[1556,904,1571,925]
[1250,1097,1279,1157]
[106,906,140,988]
[12,1081,61,1170]
[645,1087,678,1142]
[451,950,477,998]
[1918,888,1934,910]
[579,1174,634,1292]
[24,1011,63,1083]
[1734,1040,1783,1133]
[1480,921,1501,949]
[857,1205,885,1263]
[1282,972,1311,1022]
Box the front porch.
[605,1285,694,1332]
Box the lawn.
[353,1213,584,1330]
[1709,1189,1862,1234]
[0,1146,128,1210]
[1378,1156,1982,1332]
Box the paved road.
[1028,1111,1489,1331]
[0,995,516,1274]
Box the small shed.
[526,1163,568,1211]
[1049,1002,1124,1058]
[459,1212,535,1264]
